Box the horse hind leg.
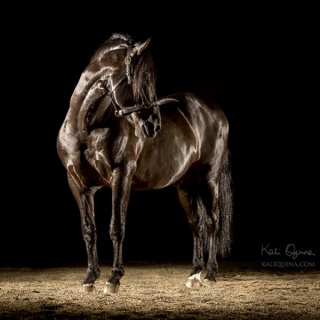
[177,188,205,288]
[177,176,221,288]
[201,180,220,287]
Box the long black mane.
[82,33,157,130]
[91,33,157,103]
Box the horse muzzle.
[142,120,161,138]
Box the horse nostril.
[144,114,161,136]
[146,122,155,133]
[155,124,161,132]
[143,120,161,137]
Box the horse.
[56,32,233,294]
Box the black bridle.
[107,44,158,117]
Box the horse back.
[156,92,229,159]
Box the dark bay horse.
[57,32,233,294]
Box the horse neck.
[66,72,108,132]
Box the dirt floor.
[0,261,319,320]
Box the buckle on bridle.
[114,109,123,117]
[125,56,131,65]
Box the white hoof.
[185,271,203,288]
[185,278,202,288]
[203,279,216,287]
[104,282,120,294]
[79,284,96,293]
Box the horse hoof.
[185,278,202,288]
[79,284,96,293]
[203,279,216,287]
[104,282,120,294]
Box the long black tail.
[217,147,234,257]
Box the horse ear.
[130,38,151,57]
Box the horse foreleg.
[78,192,101,292]
[104,170,131,294]
[68,175,101,293]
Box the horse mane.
[90,33,157,103]
[90,33,133,63]
[131,46,157,103]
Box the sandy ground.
[0,261,319,319]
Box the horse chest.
[84,128,141,176]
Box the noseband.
[107,44,158,117]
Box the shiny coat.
[57,33,233,293]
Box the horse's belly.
[133,148,196,189]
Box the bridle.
[107,44,159,117]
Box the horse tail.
[217,147,234,257]
[200,146,233,258]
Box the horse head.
[103,36,161,139]
[78,33,178,140]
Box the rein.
[107,44,158,117]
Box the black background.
[3,4,318,268]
